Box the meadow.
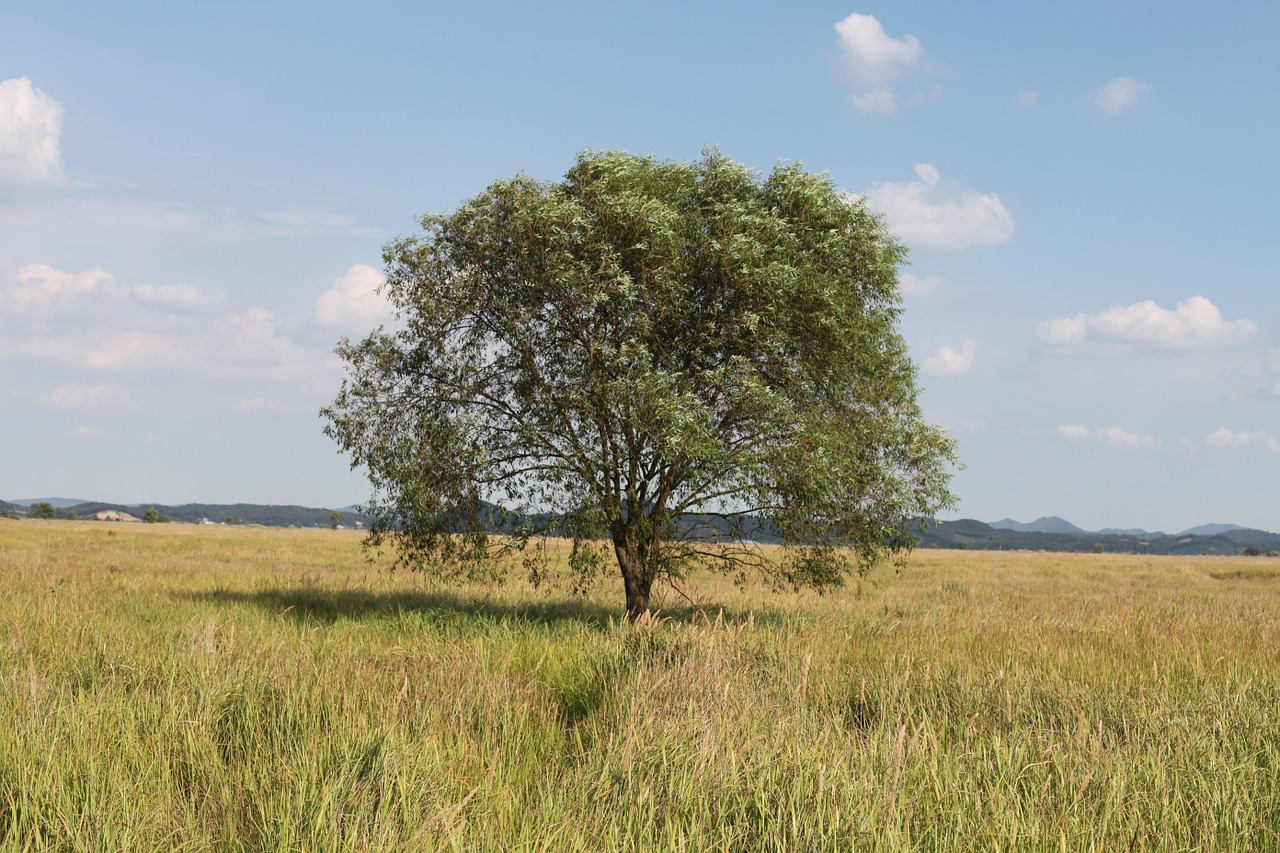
[2,520,1278,851]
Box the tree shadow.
[178,583,786,632]
[179,585,623,631]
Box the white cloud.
[834,13,937,114]
[1056,424,1158,449]
[835,13,923,86]
[1,263,330,388]
[1097,426,1158,449]
[0,78,65,186]
[1016,90,1038,108]
[131,282,224,311]
[922,339,976,376]
[863,164,1015,251]
[1205,427,1279,452]
[849,88,899,115]
[39,383,130,410]
[313,264,392,329]
[1090,76,1150,116]
[1039,296,1256,349]
[899,273,941,298]
[3,264,221,318]
[214,308,321,382]
[84,332,182,370]
[3,264,120,308]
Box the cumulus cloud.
[3,264,223,316]
[4,264,120,308]
[0,77,65,186]
[862,164,1015,252]
[1039,296,1256,350]
[1090,76,1150,116]
[313,264,392,329]
[922,339,976,376]
[834,13,938,114]
[1058,424,1158,449]
[1,263,329,386]
[1205,427,1279,452]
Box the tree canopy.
[323,149,957,618]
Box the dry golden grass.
[2,520,1278,850]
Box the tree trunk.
[614,530,653,621]
[622,568,652,622]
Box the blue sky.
[2,1,1277,533]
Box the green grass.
[2,520,1279,850]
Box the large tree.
[323,150,957,619]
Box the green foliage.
[324,149,957,617]
[32,502,56,520]
[142,507,170,524]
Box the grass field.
[2,520,1278,851]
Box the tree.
[330,512,345,530]
[323,150,957,619]
[143,507,171,524]
[32,502,56,520]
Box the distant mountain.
[988,518,1259,539]
[919,519,1280,556]
[1177,523,1246,537]
[989,516,1087,535]
[1098,527,1162,537]
[6,493,1275,556]
[58,501,374,528]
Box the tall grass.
[2,520,1278,850]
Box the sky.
[2,1,1277,533]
